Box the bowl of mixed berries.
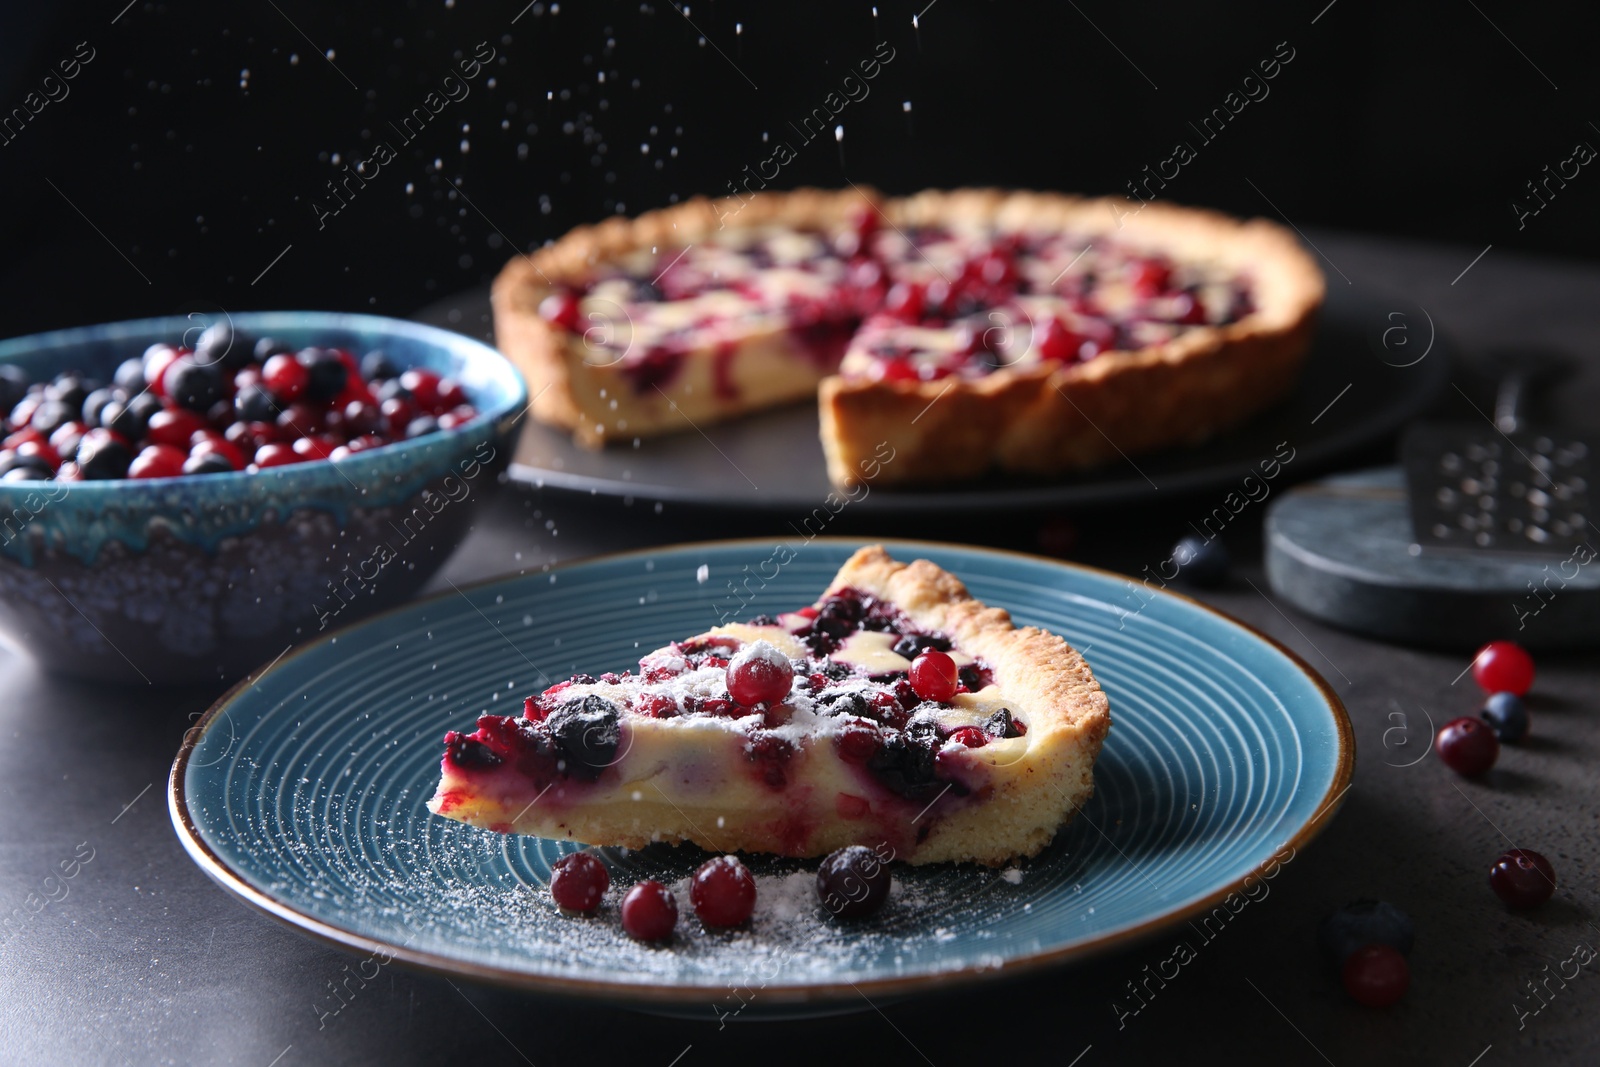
[0,312,526,684]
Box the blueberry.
[0,453,53,479]
[544,695,621,780]
[983,708,1024,739]
[253,337,296,362]
[361,350,400,381]
[405,415,439,439]
[891,632,951,659]
[45,374,93,411]
[445,734,503,769]
[28,398,74,437]
[817,845,892,920]
[195,322,254,370]
[182,451,236,476]
[866,725,945,800]
[375,379,413,404]
[234,383,280,422]
[0,364,30,412]
[1173,534,1229,588]
[1318,899,1414,968]
[102,393,162,441]
[77,436,132,480]
[82,387,123,428]
[1481,692,1529,743]
[166,362,224,413]
[297,348,348,402]
[814,594,864,639]
[113,358,147,393]
[817,690,870,718]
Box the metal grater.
[1400,358,1594,555]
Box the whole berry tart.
[492,187,1324,487]
[428,546,1111,866]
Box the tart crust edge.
[826,545,1112,865]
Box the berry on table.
[725,641,795,707]
[1341,944,1409,1007]
[620,879,678,941]
[548,852,609,913]
[908,649,959,703]
[1471,641,1534,696]
[690,855,757,928]
[817,845,892,919]
[1434,716,1498,777]
[1318,899,1414,967]
[1480,692,1529,743]
[1173,534,1230,587]
[1489,848,1555,909]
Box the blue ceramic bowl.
[0,312,526,685]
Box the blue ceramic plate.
[169,539,1352,1010]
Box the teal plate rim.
[167,537,1355,1006]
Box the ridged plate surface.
[170,539,1352,1008]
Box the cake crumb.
[1001,868,1023,885]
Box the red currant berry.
[253,442,302,469]
[128,444,188,479]
[539,290,583,331]
[1489,848,1555,909]
[947,727,989,748]
[190,437,244,470]
[1128,259,1174,299]
[399,368,443,412]
[690,855,757,928]
[262,354,310,402]
[1435,716,1499,777]
[1033,317,1083,363]
[725,641,795,706]
[620,879,678,942]
[145,407,207,449]
[1472,641,1534,696]
[1341,944,1409,1007]
[883,281,925,322]
[292,435,338,460]
[548,852,609,913]
[908,649,959,703]
[14,439,61,472]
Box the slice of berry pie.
[492,187,1323,487]
[427,547,1111,866]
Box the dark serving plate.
[415,283,1449,513]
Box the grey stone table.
[2,232,1596,1066]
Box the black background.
[0,0,1594,343]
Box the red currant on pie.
[909,649,959,703]
[725,641,795,707]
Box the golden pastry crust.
[491,188,881,443]
[824,546,1112,864]
[821,189,1323,486]
[491,187,1323,484]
